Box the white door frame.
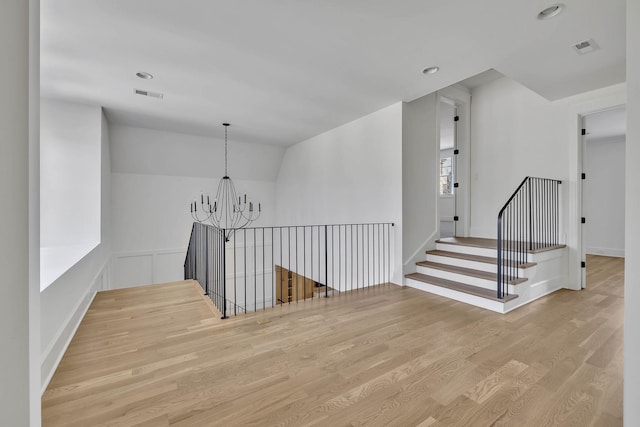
[567,86,625,290]
[578,106,626,289]
[437,85,471,237]
[580,114,587,288]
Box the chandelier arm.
[192,209,212,223]
[226,178,238,228]
[228,178,246,227]
[227,178,242,210]
[238,206,260,222]
[215,175,242,229]
[233,216,253,230]
[237,201,260,225]
[199,202,213,216]
[210,176,227,227]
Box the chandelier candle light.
[190,123,261,241]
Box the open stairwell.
[405,237,567,313]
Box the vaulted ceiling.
[41,0,626,146]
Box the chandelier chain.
[224,123,228,176]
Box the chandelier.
[190,123,261,240]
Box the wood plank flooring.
[42,255,623,426]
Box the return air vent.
[572,39,599,55]
[134,88,164,99]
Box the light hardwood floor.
[42,255,623,426]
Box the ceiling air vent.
[572,39,599,55]
[134,88,164,99]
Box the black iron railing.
[184,222,228,317]
[185,222,395,317]
[497,177,562,299]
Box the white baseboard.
[586,247,625,258]
[40,259,109,394]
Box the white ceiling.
[41,0,626,147]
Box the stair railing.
[497,177,562,299]
[185,222,395,317]
[184,222,228,318]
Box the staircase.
[405,237,567,313]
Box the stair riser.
[415,266,516,294]
[425,254,497,274]
[405,278,508,313]
[425,255,531,278]
[434,244,527,264]
[435,243,497,258]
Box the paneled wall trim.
[112,248,187,289]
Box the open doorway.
[580,106,626,288]
[437,84,471,238]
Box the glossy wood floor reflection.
[42,255,623,426]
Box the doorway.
[580,106,626,288]
[437,85,471,238]
[439,98,457,238]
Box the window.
[440,156,453,195]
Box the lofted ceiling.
[40,0,626,147]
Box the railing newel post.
[221,228,227,319]
[325,225,329,298]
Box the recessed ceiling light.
[422,66,440,75]
[537,3,565,20]
[136,71,153,80]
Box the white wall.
[275,103,403,283]
[625,0,640,423]
[40,109,111,392]
[584,136,625,256]
[41,99,101,248]
[469,76,626,290]
[110,125,283,288]
[40,99,102,289]
[402,94,438,273]
[111,173,276,287]
[110,124,284,180]
[0,1,33,423]
[29,0,41,423]
[469,77,570,238]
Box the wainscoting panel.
[156,251,187,284]
[112,248,186,289]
